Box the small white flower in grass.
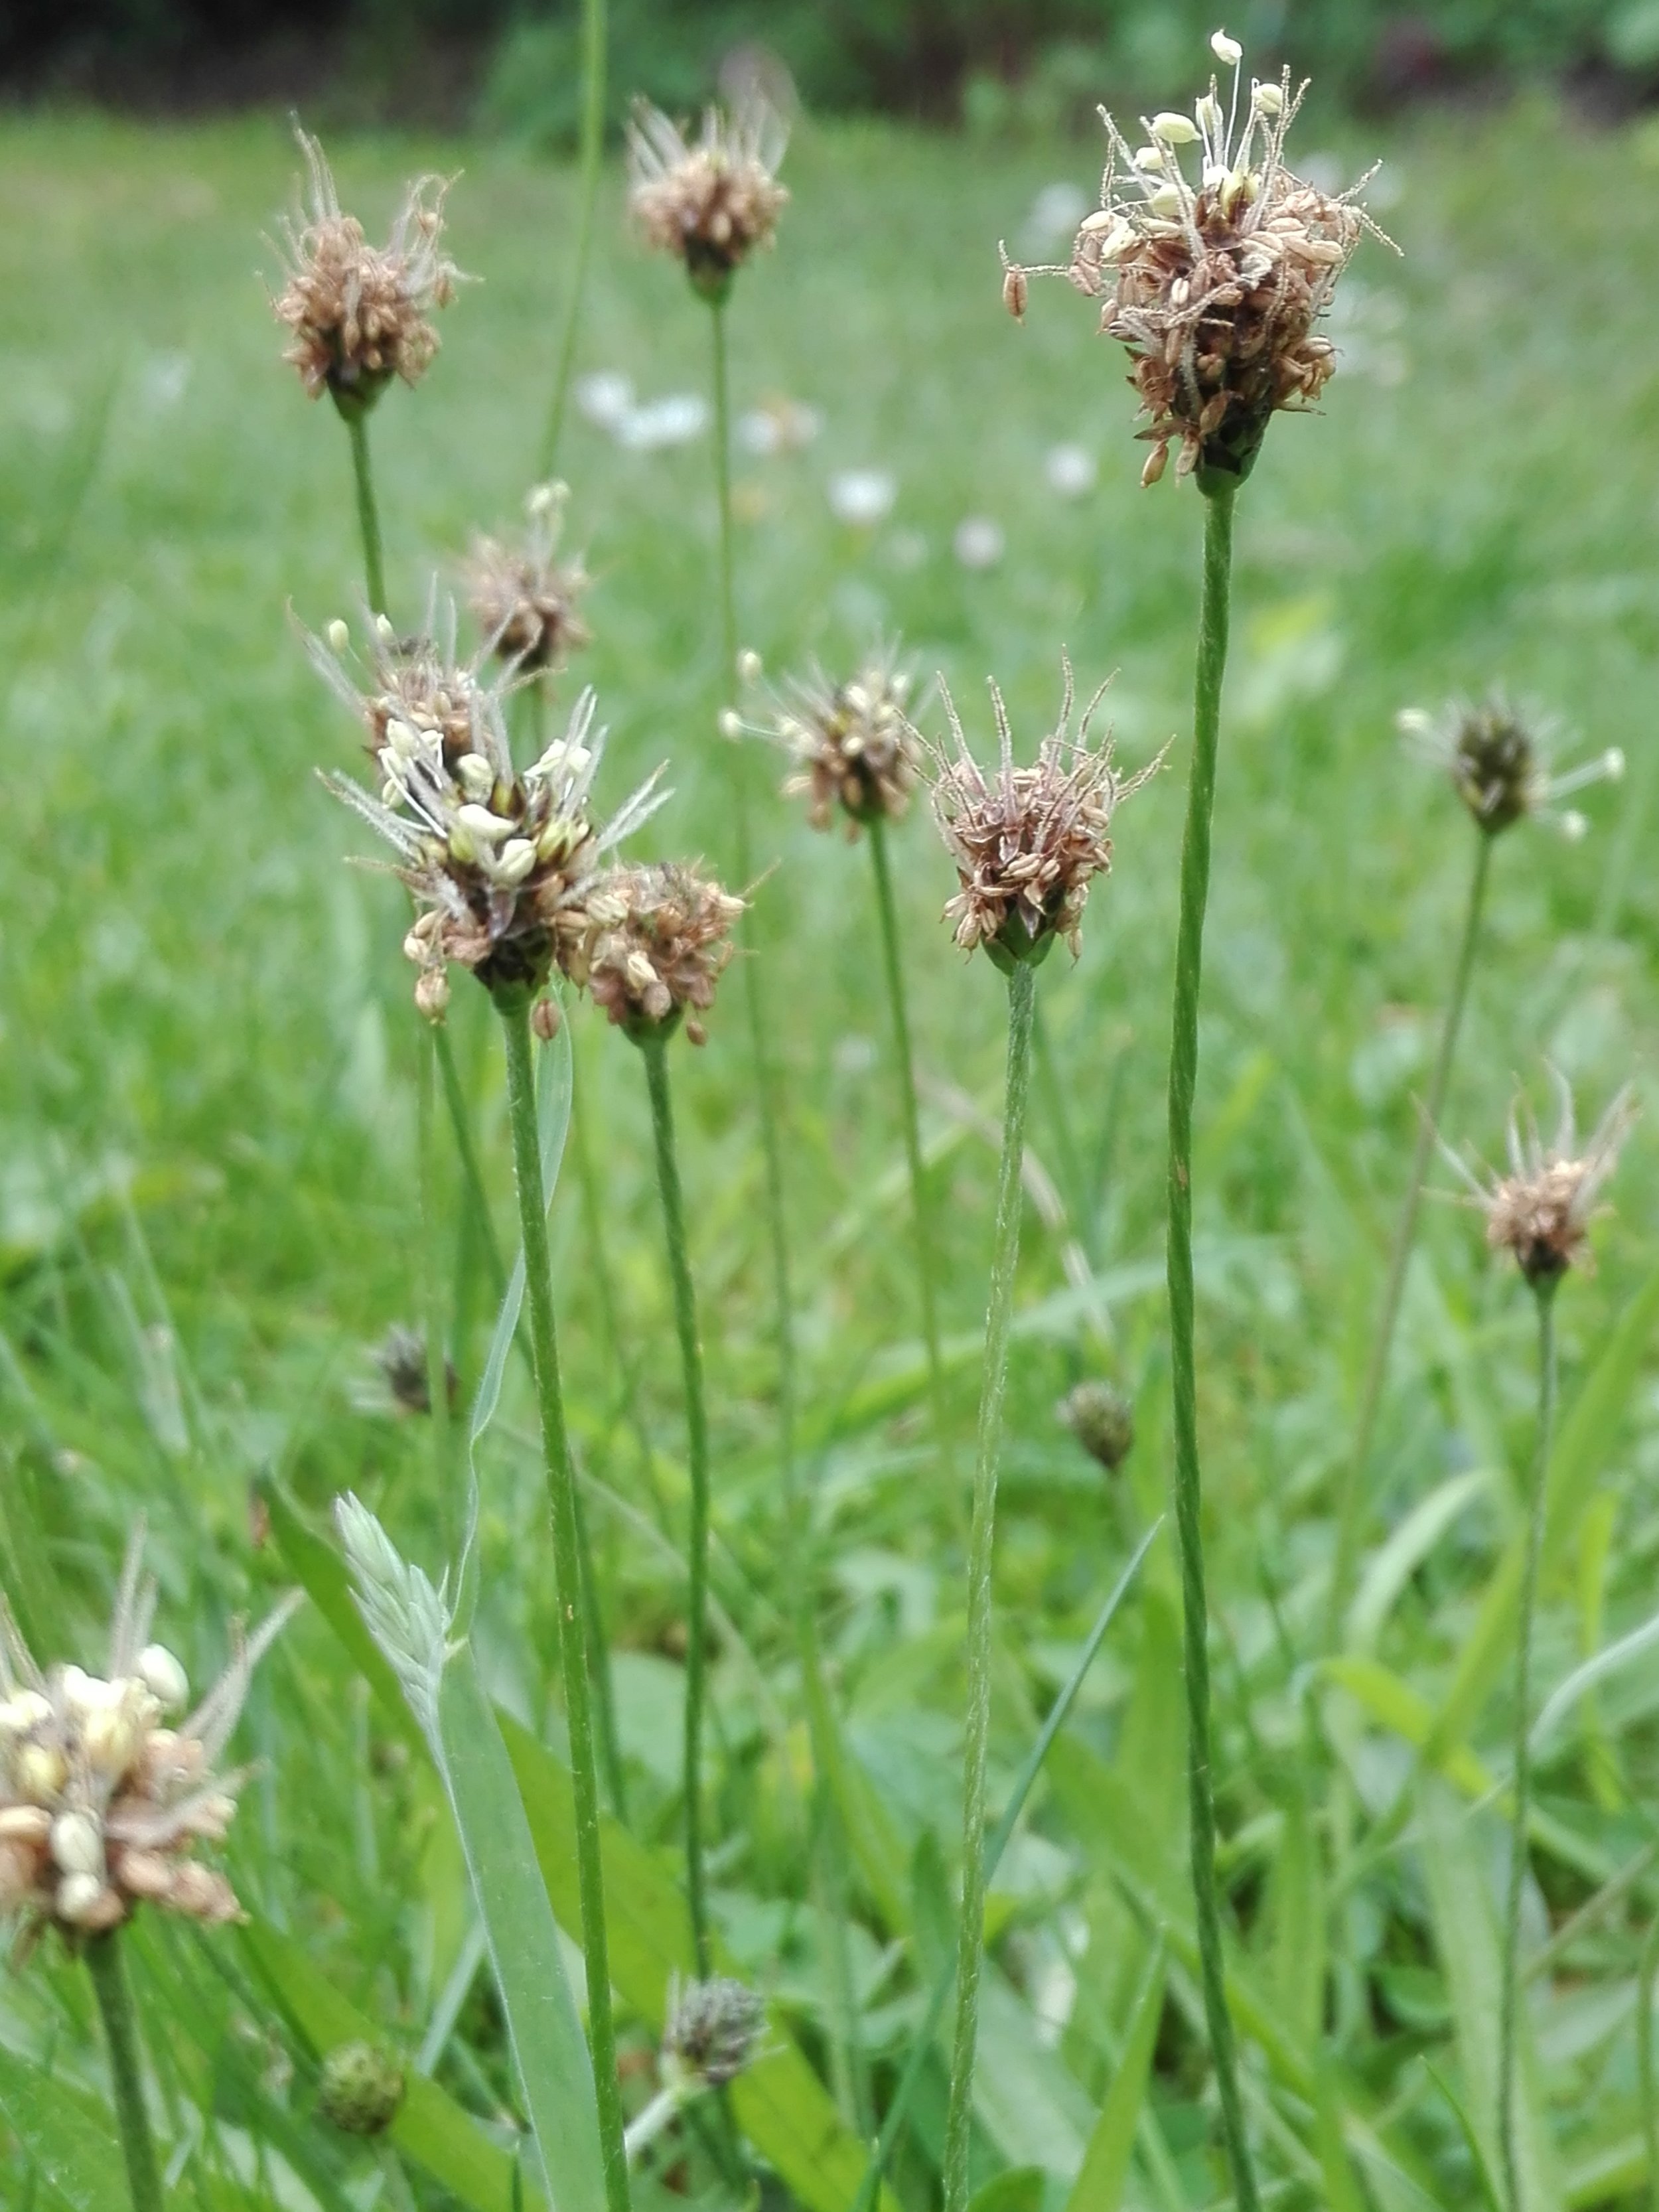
[954,518,1005,569]
[828,469,897,526]
[576,371,634,429]
[1045,445,1097,498]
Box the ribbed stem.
[86,1931,164,2212]
[1498,1276,1559,2212]
[639,1029,714,1974]
[417,1031,453,1530]
[1165,484,1260,2212]
[538,0,607,477]
[1326,826,1493,1644]
[346,411,388,618]
[941,958,1037,2212]
[868,816,952,1473]
[496,995,631,2212]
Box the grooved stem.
[1498,1276,1559,2212]
[538,0,607,478]
[1165,484,1260,2212]
[346,411,387,617]
[497,995,631,2212]
[639,1029,713,1974]
[1326,826,1493,1644]
[87,1931,164,2212]
[941,957,1037,2212]
[868,816,952,1473]
[417,1031,453,1525]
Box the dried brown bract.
[771,646,922,836]
[928,658,1161,970]
[0,1528,296,1938]
[1449,1073,1637,1287]
[1398,694,1624,840]
[273,129,462,417]
[311,607,665,1013]
[627,94,789,301]
[1004,32,1388,491]
[465,482,592,673]
[571,863,745,1045]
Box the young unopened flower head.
[766,645,923,836]
[311,606,666,1014]
[927,657,1161,970]
[318,2040,406,2136]
[1058,1380,1136,1472]
[0,1529,297,1939]
[1398,693,1624,840]
[273,129,462,419]
[1003,31,1387,491]
[1447,1072,1637,1287]
[569,863,745,1045]
[662,1974,766,2089]
[465,480,592,673]
[627,93,789,301]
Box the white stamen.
[1151,112,1200,145]
[326,619,350,654]
[1211,29,1244,64]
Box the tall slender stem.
[496,994,631,2212]
[1326,827,1494,1644]
[1164,484,1260,2212]
[538,0,607,479]
[1498,1277,1559,2212]
[867,817,952,1472]
[345,410,388,617]
[1638,1912,1659,2212]
[417,1031,453,1528]
[707,297,798,1509]
[435,1025,507,1299]
[86,1931,164,2212]
[941,958,1037,2212]
[638,1030,714,1974]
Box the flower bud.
[663,1976,766,2089]
[1058,1380,1136,1472]
[137,1644,189,1714]
[318,2041,407,2136]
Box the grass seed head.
[1450,1073,1637,1287]
[627,92,790,302]
[1058,1380,1136,1471]
[465,481,592,672]
[0,1528,295,1940]
[927,656,1161,970]
[1004,31,1386,492]
[569,863,745,1045]
[273,129,462,418]
[662,1974,766,2088]
[771,644,922,836]
[1398,693,1624,840]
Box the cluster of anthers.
[272,129,461,417]
[313,607,665,1019]
[1447,1073,1637,1287]
[766,647,924,836]
[465,481,592,674]
[626,93,790,300]
[570,862,746,1045]
[1003,31,1385,489]
[1398,694,1624,840]
[928,657,1161,969]
[0,1533,295,1939]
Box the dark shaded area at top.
[12,0,1659,129]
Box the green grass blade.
[0,2045,135,2212]
[1062,1935,1166,2212]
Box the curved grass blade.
[1062,1935,1166,2212]
[0,2046,131,2212]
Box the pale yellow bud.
[1151,112,1200,145]
[414,968,451,1022]
[1252,80,1283,115]
[495,838,538,885]
[57,1872,107,1925]
[456,753,496,802]
[17,1743,67,1799]
[50,1810,104,1879]
[137,1644,189,1713]
[1211,29,1244,63]
[326,619,350,654]
[457,803,514,845]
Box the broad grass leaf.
[1062,1936,1165,2212]
[0,2045,133,2212]
[967,2166,1045,2212]
[1346,1467,1492,1657]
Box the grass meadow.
[2,78,1659,2212]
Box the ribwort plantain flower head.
[662,1974,766,2089]
[1398,694,1624,841]
[465,480,592,674]
[273,129,463,419]
[1003,31,1387,492]
[318,2041,407,2136]
[311,606,666,1015]
[627,92,789,302]
[568,863,745,1045]
[1058,1380,1136,1471]
[1448,1072,1637,1288]
[927,657,1161,972]
[768,645,923,836]
[0,1528,297,1939]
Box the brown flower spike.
[1449,1074,1637,1286]
[571,863,745,1045]
[928,658,1161,970]
[0,1529,296,1937]
[772,646,922,836]
[273,129,461,417]
[311,607,664,1015]
[1004,31,1386,490]
[465,482,592,674]
[627,93,789,301]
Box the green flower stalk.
[1446,1074,1635,2212]
[924,664,1153,2212]
[567,859,746,1971]
[538,0,608,479]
